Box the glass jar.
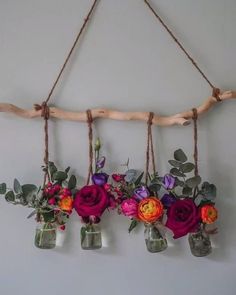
[81,224,102,250]
[34,222,57,249]
[144,223,168,253]
[188,230,212,257]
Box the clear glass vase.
[188,230,212,257]
[81,224,102,250]
[144,223,168,253]
[34,222,57,249]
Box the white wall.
[0,0,236,294]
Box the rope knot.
[212,87,221,102]
[192,108,198,121]
[147,112,154,126]
[34,102,50,120]
[86,109,93,123]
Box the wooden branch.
[0,90,235,126]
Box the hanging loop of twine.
[192,108,198,176]
[86,109,94,185]
[212,87,222,102]
[145,112,156,184]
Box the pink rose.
[74,185,110,219]
[121,199,138,218]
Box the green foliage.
[128,219,138,233]
[182,186,193,196]
[180,162,195,173]
[174,149,187,163]
[170,168,186,177]
[68,175,77,190]
[5,191,15,203]
[13,179,22,194]
[0,183,7,194]
[53,171,68,182]
[48,162,57,177]
[134,172,144,186]
[186,176,202,188]
[200,182,217,199]
[168,160,181,168]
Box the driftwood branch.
[0,90,235,126]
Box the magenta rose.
[121,198,138,218]
[166,199,200,239]
[74,185,110,219]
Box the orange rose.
[201,205,218,224]
[58,196,73,211]
[138,197,163,223]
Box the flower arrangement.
[0,162,77,249]
[73,139,115,250]
[162,149,218,239]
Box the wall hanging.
[0,0,234,255]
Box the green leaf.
[5,191,15,203]
[41,210,55,222]
[68,175,77,190]
[22,184,37,196]
[53,171,68,182]
[201,182,217,199]
[13,179,22,194]
[180,162,195,173]
[80,226,87,244]
[182,186,193,196]
[0,183,7,194]
[128,219,138,233]
[170,168,186,177]
[186,176,201,188]
[168,160,181,168]
[149,183,161,193]
[65,167,70,173]
[174,149,187,163]
[175,178,185,187]
[48,161,57,176]
[134,172,144,186]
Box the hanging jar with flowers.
[163,148,218,257]
[0,162,77,249]
[74,113,115,250]
[112,112,168,253]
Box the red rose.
[74,185,110,218]
[166,199,200,239]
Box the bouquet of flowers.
[110,160,167,253]
[0,162,77,249]
[162,149,218,256]
[73,139,115,250]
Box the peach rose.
[138,197,163,223]
[201,205,218,224]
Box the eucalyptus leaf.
[186,176,201,188]
[149,183,161,193]
[5,191,15,203]
[53,171,68,182]
[170,168,186,177]
[201,182,217,199]
[22,184,37,196]
[168,160,181,168]
[180,162,195,173]
[128,219,138,233]
[65,167,70,173]
[48,162,57,176]
[134,172,144,186]
[13,179,22,194]
[125,169,139,183]
[174,149,187,163]
[182,186,193,196]
[0,183,7,194]
[68,175,77,190]
[175,178,185,187]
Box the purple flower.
[163,174,176,190]
[92,173,109,186]
[96,157,106,169]
[134,186,150,201]
[161,194,177,209]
